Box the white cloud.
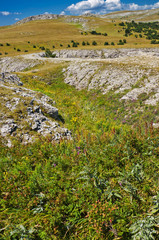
[0,11,21,16]
[67,0,105,13]
[0,11,10,16]
[65,0,159,15]
[15,18,20,21]
[43,12,52,14]
[60,11,66,15]
[153,2,159,8]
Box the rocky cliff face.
[0,73,71,147]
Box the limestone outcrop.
[0,73,71,147]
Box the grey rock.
[0,119,17,136]
[0,73,71,146]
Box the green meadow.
[0,63,158,239]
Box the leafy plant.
[10,225,35,240]
[129,216,158,240]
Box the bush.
[72,42,78,47]
[40,46,45,50]
[82,41,86,46]
[0,53,2,55]
[111,42,115,45]
[45,48,56,58]
[6,43,10,46]
[53,45,55,48]
[117,40,124,45]
[0,43,3,46]
[14,47,16,50]
[28,41,30,43]
[24,50,28,52]
[151,39,159,44]
[92,41,97,46]
[17,49,21,52]
[67,44,70,48]
[123,39,127,43]
[5,52,8,55]
[104,42,109,45]
[33,45,36,48]
[60,44,63,47]
[87,41,90,45]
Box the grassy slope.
[0,15,158,57]
[0,63,158,239]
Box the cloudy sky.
[0,0,159,25]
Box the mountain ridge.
[14,8,159,26]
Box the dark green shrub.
[45,48,56,58]
[53,45,55,48]
[123,39,127,43]
[67,44,70,48]
[111,42,115,45]
[28,41,30,43]
[92,41,97,46]
[14,47,16,50]
[0,43,3,46]
[87,41,90,45]
[17,49,21,51]
[60,44,63,47]
[5,52,8,55]
[33,45,36,48]
[82,41,86,46]
[40,46,45,50]
[119,22,125,26]
[24,50,28,52]
[6,43,10,46]
[72,42,78,47]
[117,40,124,45]
[0,53,2,55]
[104,42,109,45]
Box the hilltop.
[14,8,159,25]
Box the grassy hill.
[0,9,159,57]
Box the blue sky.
[0,0,159,26]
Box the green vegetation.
[121,21,159,41]
[0,65,158,239]
[45,48,56,58]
